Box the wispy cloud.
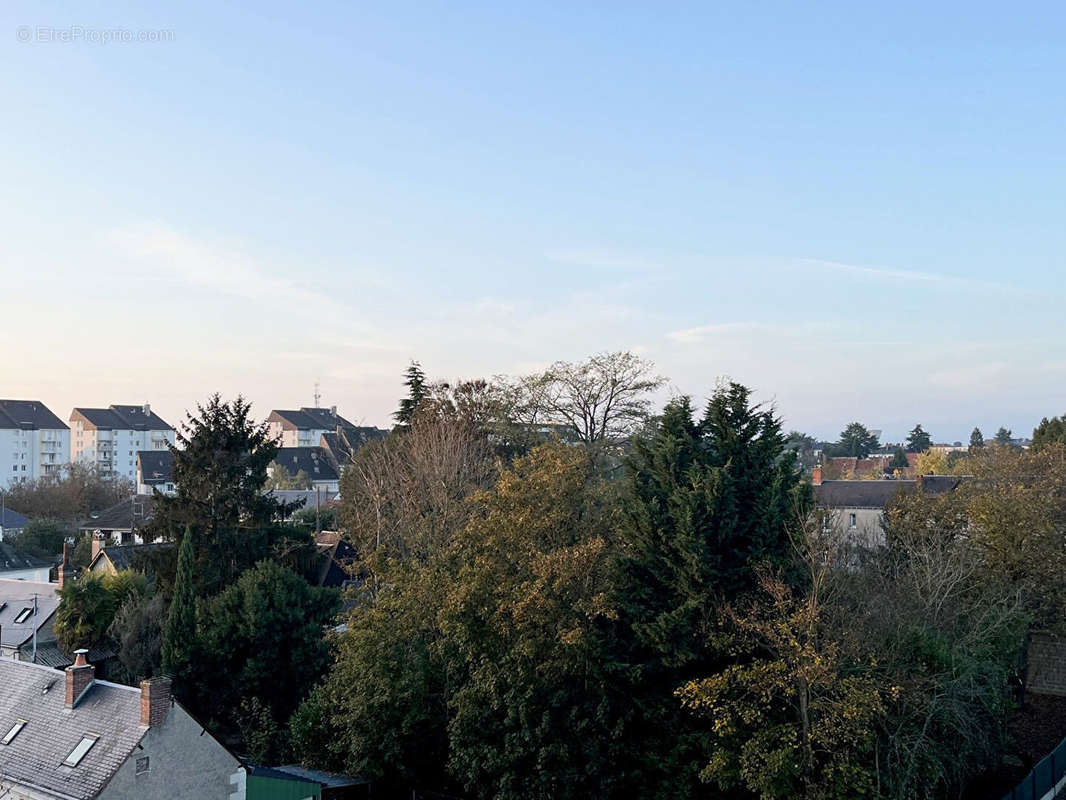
[103,223,340,311]
[799,258,1034,295]
[666,321,777,344]
[546,248,660,271]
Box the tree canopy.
[905,423,932,453]
[1033,414,1066,449]
[832,422,880,458]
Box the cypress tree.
[395,361,428,424]
[615,383,812,798]
[161,528,198,695]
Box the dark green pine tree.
[905,423,933,453]
[995,426,1013,446]
[394,361,428,424]
[161,529,198,696]
[1033,415,1066,449]
[890,447,910,470]
[614,383,812,799]
[835,422,880,458]
[969,427,985,452]
[149,394,303,595]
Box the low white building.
[70,405,175,483]
[0,400,70,488]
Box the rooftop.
[0,541,53,573]
[0,507,31,530]
[0,657,146,800]
[136,450,174,485]
[77,495,155,533]
[269,407,357,432]
[272,447,340,483]
[814,475,965,509]
[0,579,60,649]
[71,404,172,432]
[0,400,68,431]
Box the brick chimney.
[65,649,95,708]
[91,532,105,562]
[812,466,823,486]
[140,677,173,727]
[58,541,70,589]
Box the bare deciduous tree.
[527,351,665,446]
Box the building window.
[13,607,32,624]
[2,719,27,745]
[849,513,857,528]
[63,735,99,767]
[135,755,150,774]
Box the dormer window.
[2,719,27,745]
[64,735,99,767]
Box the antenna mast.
[313,381,321,408]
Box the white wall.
[71,421,174,483]
[0,426,70,488]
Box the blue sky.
[2,1,1064,442]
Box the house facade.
[0,654,245,799]
[813,468,964,547]
[69,405,175,484]
[267,407,378,448]
[269,447,341,492]
[0,400,70,487]
[136,451,175,496]
[78,496,155,547]
[0,579,60,661]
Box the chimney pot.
[140,677,173,727]
[143,403,151,416]
[91,531,105,562]
[330,405,337,416]
[812,466,823,486]
[65,650,95,708]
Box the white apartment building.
[70,404,175,483]
[267,406,357,447]
[0,400,70,488]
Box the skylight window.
[12,607,32,624]
[2,720,27,745]
[63,735,99,767]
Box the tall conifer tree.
[615,382,811,798]
[161,528,198,695]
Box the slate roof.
[320,427,387,468]
[0,579,59,649]
[78,496,155,533]
[314,533,357,588]
[0,506,31,529]
[814,476,965,509]
[29,643,116,670]
[136,450,174,485]
[0,400,68,431]
[273,764,370,788]
[0,541,52,573]
[269,407,356,431]
[273,447,340,483]
[0,658,146,800]
[71,405,172,432]
[89,542,173,573]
